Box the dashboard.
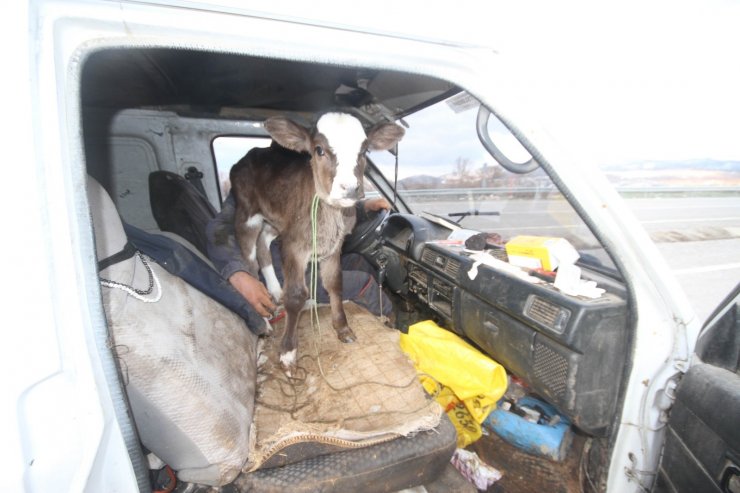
[375,213,630,435]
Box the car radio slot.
[407,262,455,320]
[430,277,454,318]
[407,264,428,303]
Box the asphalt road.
[409,195,740,324]
[630,196,740,323]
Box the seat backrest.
[88,176,257,486]
[149,170,217,256]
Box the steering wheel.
[343,208,391,254]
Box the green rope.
[310,194,321,332]
[309,193,331,381]
[303,195,423,400]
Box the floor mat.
[245,302,442,472]
[471,427,587,493]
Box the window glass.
[212,136,271,199]
[371,92,740,322]
[598,139,740,323]
[369,96,617,273]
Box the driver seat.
[88,175,458,491]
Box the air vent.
[445,258,460,277]
[533,341,569,399]
[525,295,570,333]
[421,247,436,266]
[421,247,461,278]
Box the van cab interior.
[78,46,639,492]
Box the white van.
[3,2,739,492]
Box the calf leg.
[279,248,309,373]
[257,223,282,303]
[234,208,263,277]
[320,250,356,343]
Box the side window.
[212,136,271,199]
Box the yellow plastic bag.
[430,383,482,448]
[400,320,507,424]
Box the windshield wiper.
[448,210,500,224]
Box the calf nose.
[340,182,359,196]
[329,176,363,204]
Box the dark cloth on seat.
[124,222,268,335]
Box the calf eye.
[314,145,325,156]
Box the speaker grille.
[533,342,569,398]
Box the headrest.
[87,176,127,261]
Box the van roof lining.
[81,48,459,124]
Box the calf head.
[264,113,405,207]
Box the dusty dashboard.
[380,214,630,435]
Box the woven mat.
[245,302,441,472]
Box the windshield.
[370,93,740,322]
[369,95,617,273]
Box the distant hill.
[399,174,443,189]
[398,159,740,189]
[602,159,740,173]
[602,159,740,187]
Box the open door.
[654,283,740,493]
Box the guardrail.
[368,186,740,200]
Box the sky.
[369,102,534,180]
[479,1,740,166]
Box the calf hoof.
[279,349,297,376]
[336,326,357,343]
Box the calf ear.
[366,122,405,151]
[264,117,312,153]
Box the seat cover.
[247,302,442,472]
[88,176,258,486]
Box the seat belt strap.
[98,241,137,271]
